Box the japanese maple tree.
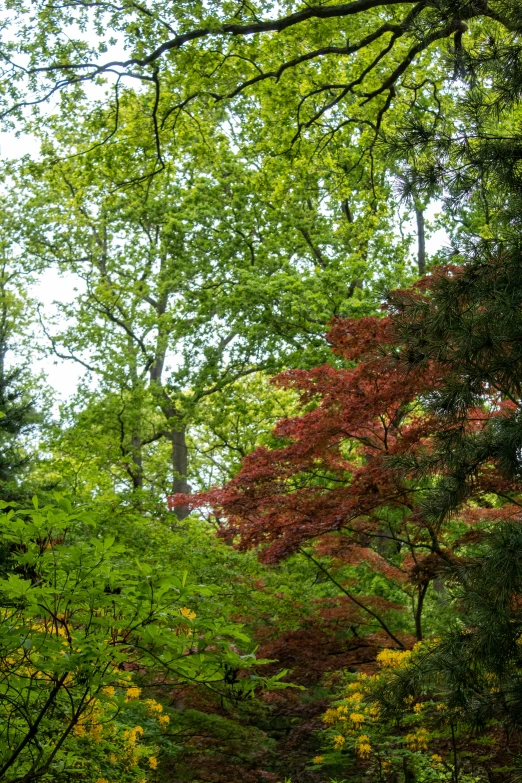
[171,268,522,648]
[171,304,437,644]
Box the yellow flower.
[73,724,86,737]
[406,728,429,751]
[123,726,144,745]
[148,756,158,769]
[180,607,196,620]
[313,756,324,764]
[145,699,163,714]
[95,779,109,783]
[413,702,423,713]
[125,686,142,701]
[349,712,365,727]
[368,703,380,718]
[323,708,338,725]
[90,723,103,743]
[103,686,115,697]
[376,649,412,669]
[109,754,118,764]
[333,734,345,750]
[432,754,443,763]
[355,734,371,758]
[158,714,170,728]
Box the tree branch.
[299,547,406,649]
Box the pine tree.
[0,367,38,499]
[0,278,40,502]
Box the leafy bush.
[0,495,278,782]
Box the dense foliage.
[0,1,521,782]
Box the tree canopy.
[0,0,521,782]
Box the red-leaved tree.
[169,265,522,781]
[171,272,522,649]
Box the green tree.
[0,222,42,502]
[40,372,298,504]
[12,90,411,512]
[0,1,495,158]
[0,495,288,782]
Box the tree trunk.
[414,583,428,642]
[170,424,191,520]
[415,205,426,276]
[129,433,143,490]
[403,756,416,783]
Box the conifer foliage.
[0,367,38,499]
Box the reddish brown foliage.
[168,266,522,781]
[171,316,440,562]
[170,309,522,649]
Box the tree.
[0,219,42,502]
[0,1,513,160]
[0,495,289,782]
[174,256,522,645]
[11,88,411,513]
[171,312,440,644]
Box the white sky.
[29,270,86,401]
[425,203,449,256]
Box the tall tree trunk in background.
[403,757,417,783]
[129,432,144,489]
[148,272,191,519]
[415,204,426,276]
[170,423,191,520]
